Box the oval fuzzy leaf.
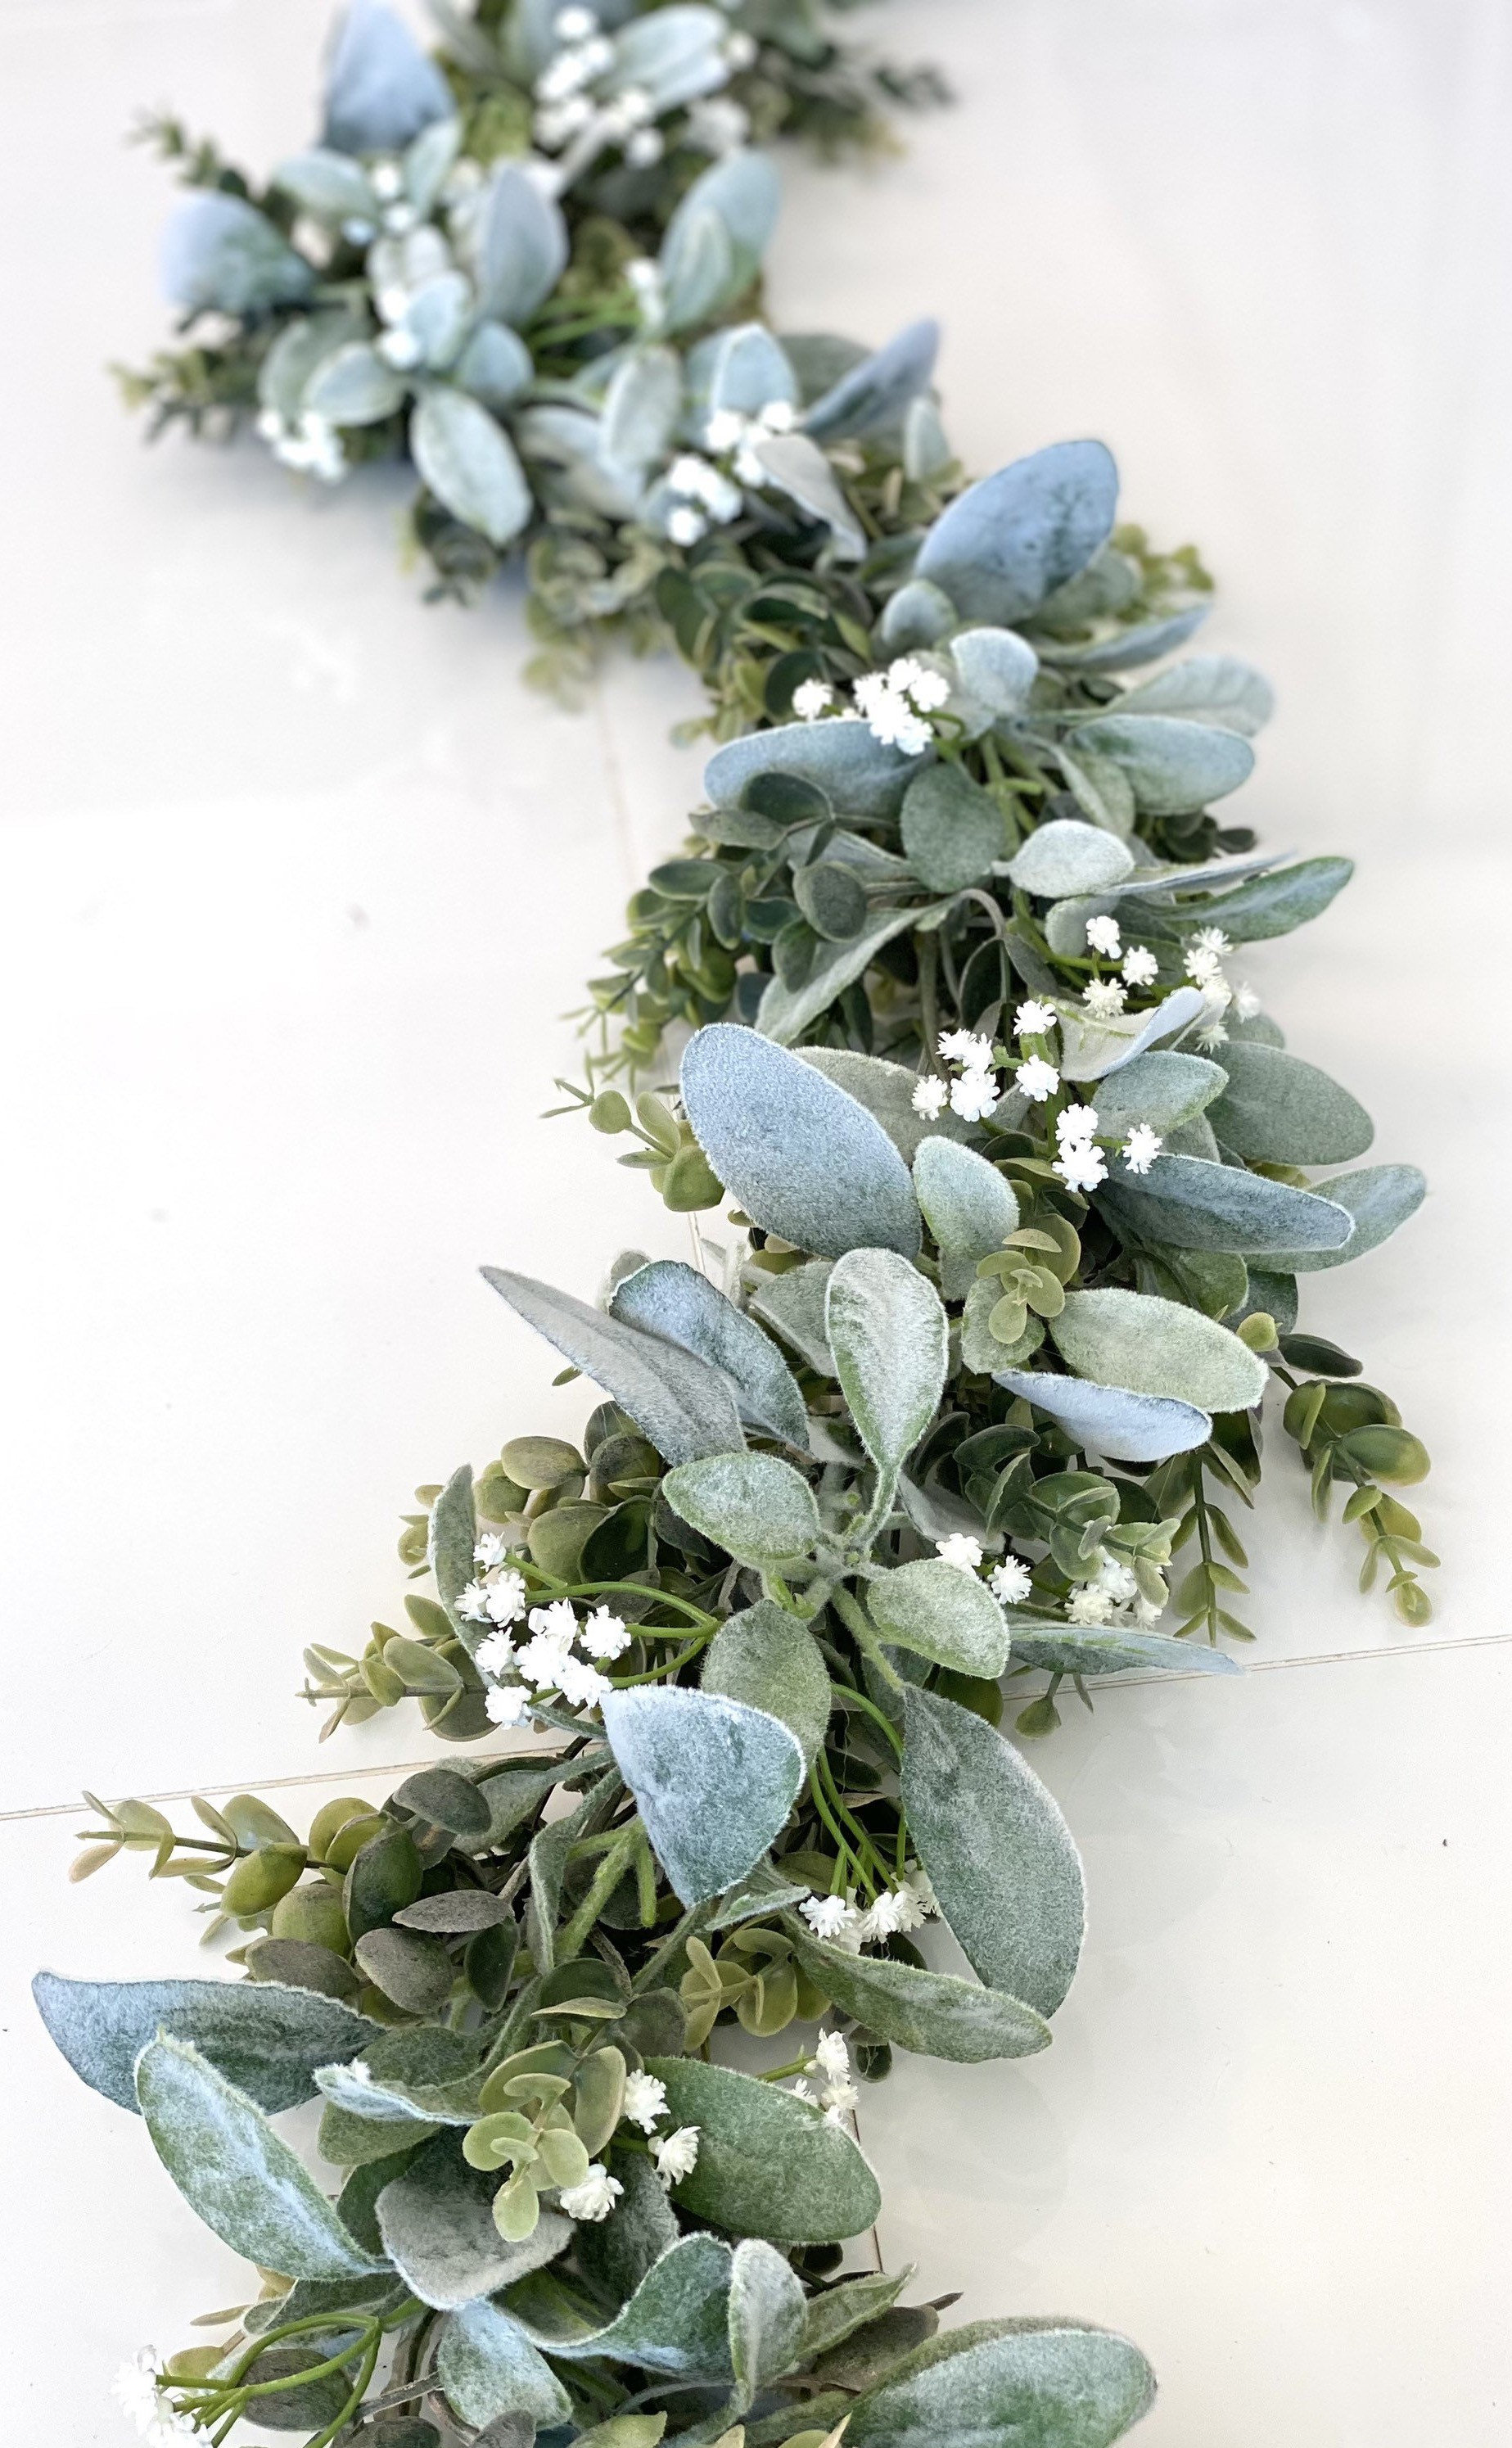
[804,317,940,441]
[527,2233,734,2373]
[1124,854,1353,945]
[454,318,533,408]
[476,162,569,324]
[799,1050,971,1164]
[681,1026,921,1260]
[437,2301,573,2430]
[1055,985,1207,1082]
[304,341,407,425]
[1264,1162,1427,1274]
[824,1249,946,1479]
[429,1461,478,1635]
[949,626,1040,723]
[747,1258,837,1376]
[1089,1050,1228,1137]
[1070,714,1254,813]
[136,2035,387,2279]
[160,193,314,317]
[867,1559,1009,1677]
[916,440,1119,625]
[601,1687,805,1905]
[752,432,866,558]
[612,1261,806,1447]
[602,346,683,477]
[702,1601,833,1764]
[900,764,1004,890]
[788,1931,1050,2064]
[900,1688,1085,2018]
[1049,1287,1266,1413]
[705,716,923,823]
[661,147,779,296]
[913,1136,1019,1299]
[846,2317,1156,2448]
[378,2134,572,2309]
[1039,603,1209,675]
[729,2239,808,2406]
[1007,819,1135,899]
[643,2057,881,2242]
[481,1267,745,1465]
[1114,651,1275,734]
[757,901,953,1046]
[411,391,530,548]
[660,206,733,332]
[995,1368,1209,1462]
[705,320,798,418]
[323,0,454,153]
[662,1451,820,1568]
[272,147,377,222]
[1097,1154,1355,1255]
[1006,1622,1241,1678]
[33,1972,379,2116]
[1207,1042,1374,1165]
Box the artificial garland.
[41,7,1437,2447]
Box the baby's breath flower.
[991,1553,1032,1605]
[579,1605,630,1660]
[474,1533,510,1570]
[811,2030,851,2080]
[623,2069,667,2131]
[887,654,951,711]
[860,1886,926,1940]
[1190,927,1232,959]
[1082,978,1126,1019]
[903,1864,938,1917]
[456,1580,493,1623]
[724,29,758,68]
[484,1569,527,1627]
[936,1533,983,1572]
[554,4,599,38]
[911,1073,949,1120]
[1054,1140,1108,1194]
[1014,1000,1058,1037]
[938,1027,993,1068]
[684,95,750,153]
[792,677,833,721]
[1122,944,1160,987]
[1067,1583,1116,1626]
[821,2081,860,2124]
[801,1891,864,1950]
[949,1068,1000,1122]
[1122,1123,1162,1175]
[1015,1055,1059,1102]
[484,1682,531,1727]
[557,1654,613,1711]
[560,2164,623,2222]
[369,160,404,201]
[651,2125,701,2184]
[475,1629,517,1678]
[1056,1103,1099,1145]
[1234,981,1262,1019]
[1085,915,1122,957]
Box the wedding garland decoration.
[39,7,1438,2446]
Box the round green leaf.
[901,764,1005,890]
[868,1559,1009,1676]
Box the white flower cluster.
[793,655,952,754]
[661,450,743,546]
[791,2027,861,2125]
[555,2073,700,2217]
[458,1540,630,1723]
[704,395,797,484]
[254,405,345,482]
[937,1536,1035,1606]
[911,1002,1162,1186]
[1081,910,1161,998]
[532,7,755,169]
[1067,1553,1165,1628]
[911,1026,1002,1125]
[557,2163,623,2220]
[112,2351,198,2446]
[799,1866,937,1956]
[1180,925,1261,1049]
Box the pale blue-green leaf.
[454,319,533,409]
[1088,1050,1228,1136]
[868,1558,1009,1676]
[900,762,1004,888]
[948,626,1040,726]
[661,1451,821,1567]
[1055,741,1136,837]
[1266,1163,1427,1273]
[788,1931,1049,2065]
[377,2134,571,2308]
[521,2233,734,2374]
[404,113,463,215]
[904,391,954,481]
[136,2035,386,2279]
[323,0,455,152]
[900,1688,1085,2017]
[669,147,780,275]
[1006,1620,1241,1678]
[476,163,569,324]
[783,820,913,879]
[1113,651,1275,735]
[878,577,956,652]
[757,901,954,1044]
[916,440,1119,625]
[682,1024,921,1258]
[705,715,923,822]
[1038,603,1209,673]
[1049,1286,1266,1412]
[995,1367,1210,1462]
[846,2316,1156,2448]
[1054,985,1207,1082]
[805,318,941,442]
[314,2058,476,2126]
[1071,714,1254,812]
[609,5,728,109]
[160,194,314,316]
[429,1461,476,1639]
[481,1267,746,1464]
[601,1687,804,1905]
[33,1971,379,2116]
[411,391,530,547]
[612,1260,806,1445]
[1207,1041,1374,1165]
[702,1601,833,1765]
[437,2301,572,2429]
[272,148,377,223]
[913,1136,1019,1299]
[1098,1155,1355,1255]
[661,206,733,332]
[799,1050,969,1163]
[825,1248,946,1477]
[747,1258,836,1375]
[407,269,472,370]
[258,309,365,418]
[899,1464,1005,1547]
[1006,820,1135,898]
[602,346,683,477]
[752,432,866,558]
[643,2056,881,2242]
[706,321,798,418]
[305,341,407,426]
[729,2240,808,2408]
[1122,855,1353,944]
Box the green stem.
[831,1585,902,1692]
[632,1898,714,1994]
[557,1822,642,1960]
[831,1675,904,1758]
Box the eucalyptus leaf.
[702,1601,833,1764]
[411,391,531,548]
[643,2057,881,2242]
[900,1688,1085,2018]
[437,2301,572,2430]
[705,716,923,823]
[1006,820,1135,899]
[799,1050,971,1164]
[160,194,314,317]
[757,901,954,1046]
[788,1932,1049,2064]
[610,5,729,110]
[824,1249,946,1483]
[476,163,569,324]
[915,441,1120,625]
[482,1267,745,1465]
[846,2316,1156,2448]
[681,1025,921,1259]
[1114,652,1275,734]
[323,0,455,153]
[867,1560,1009,1677]
[662,1451,821,1567]
[804,318,940,441]
[1263,1163,1426,1273]
[1069,715,1254,812]
[1207,1042,1374,1165]
[377,2134,571,2310]
[729,2240,808,2408]
[913,1136,1019,1299]
[900,764,1004,889]
[1098,1154,1355,1255]
[600,1687,805,1905]
[612,1259,807,1446]
[995,1367,1209,1461]
[33,1971,378,2116]
[1049,1288,1266,1412]
[878,578,956,652]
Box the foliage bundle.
[43,6,1435,2446]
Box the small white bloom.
[820,2079,861,2121]
[723,29,758,68]
[1015,1055,1060,1102]
[759,399,796,436]
[792,677,834,721]
[612,84,655,128]
[1013,1000,1057,1038]
[685,95,751,153]
[1067,1583,1116,1626]
[887,655,950,711]
[666,504,706,547]
[1184,946,1223,985]
[860,1887,923,1942]
[485,1682,532,1727]
[1234,981,1262,1020]
[938,1027,994,1068]
[369,160,404,201]
[1190,927,1232,959]
[950,1069,1000,1122]
[375,282,412,325]
[580,1605,631,1660]
[456,1579,493,1624]
[790,2076,816,2102]
[801,1891,864,1949]
[515,1633,573,1689]
[628,123,667,165]
[255,407,286,442]
[1132,1592,1165,1627]
[1085,915,1122,958]
[475,1629,517,1678]
[911,1073,950,1119]
[554,3,599,37]
[936,1532,984,1572]
[377,325,422,369]
[1122,944,1160,987]
[113,2349,164,2428]
[557,1654,613,1711]
[1096,1556,1140,1605]
[382,200,417,235]
[559,2164,623,2222]
[1122,1123,1162,1176]
[475,1532,510,1569]
[651,2125,701,2184]
[528,1599,579,1646]
[991,1553,1032,1605]
[1054,1140,1108,1194]
[1082,978,1126,1019]
[1195,1017,1230,1050]
[485,1568,528,1627]
[812,2030,851,2080]
[622,2069,668,2131]
[1055,1102,1099,1145]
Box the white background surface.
[2,2,1509,2441]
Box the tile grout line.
[4,1629,1507,1826]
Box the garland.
[43,8,1436,2448]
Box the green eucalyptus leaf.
[900,764,1004,890]
[575,2154,680,2306]
[377,2134,571,2310]
[662,1451,821,1568]
[1006,820,1135,898]
[915,442,1119,625]
[601,1687,805,1906]
[900,1688,1085,2019]
[33,1972,378,2116]
[482,1267,745,1465]
[1069,715,1254,813]
[729,2239,808,2408]
[643,2057,882,2242]
[789,1932,1049,2064]
[1207,1043,1374,1165]
[1098,1154,1354,1255]
[846,2316,1156,2448]
[1124,854,1353,944]
[824,1249,946,1484]
[913,1137,1020,1299]
[1049,1288,1266,1413]
[436,2301,573,2430]
[612,1260,807,1446]
[867,1560,1009,1677]
[1262,1163,1426,1273]
[702,1601,833,1765]
[354,1927,456,2017]
[995,1368,1209,1462]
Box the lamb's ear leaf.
[661,1451,821,1569]
[601,346,683,477]
[752,432,867,558]
[377,2134,572,2310]
[600,1687,806,1905]
[900,1687,1085,2018]
[33,1972,381,2115]
[798,2267,913,2364]
[803,317,941,440]
[824,1247,946,1488]
[916,440,1119,624]
[475,160,569,323]
[323,0,455,153]
[1113,650,1274,732]
[609,5,731,110]
[1054,985,1207,1082]
[436,2301,574,2431]
[1096,1154,1354,1255]
[1263,1162,1426,1274]
[1006,1621,1242,1678]
[995,1367,1210,1462]
[410,391,531,549]
[706,321,799,418]
[642,2057,882,2242]
[1068,713,1255,813]
[729,2242,808,2410]
[747,1258,837,1376]
[612,1260,807,1446]
[304,341,407,424]
[1086,1050,1228,1136]
[788,1931,1050,2065]
[900,763,1005,888]
[948,626,1040,723]
[1122,853,1352,945]
[846,2316,1157,2448]
[661,150,779,325]
[681,1025,922,1259]
[160,193,314,317]
[520,2233,734,2373]
[429,1463,477,1636]
[1006,818,1135,898]
[1039,603,1210,675]
[702,1601,833,1765]
[481,1268,745,1464]
[1048,1288,1266,1413]
[705,716,923,823]
[866,1560,1009,1677]
[134,2034,388,2279]
[912,1137,1019,1299]
[756,901,955,1044]
[1207,1042,1374,1166]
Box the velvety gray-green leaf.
[1070,714,1254,812]
[798,2269,913,2365]
[747,1258,836,1375]
[1038,603,1209,674]
[430,1461,478,1634]
[948,626,1040,723]
[643,2057,881,2242]
[1007,820,1135,899]
[705,716,923,823]
[900,762,1005,889]
[1113,651,1275,735]
[789,1931,1050,2064]
[662,1451,820,1568]
[797,1050,970,1164]
[1124,854,1352,944]
[995,1367,1210,1461]
[757,901,954,1045]
[1049,1287,1266,1412]
[601,1687,805,1905]
[846,2316,1157,2448]
[323,0,454,152]
[913,1136,1019,1299]
[612,1260,806,1446]
[33,1972,379,2116]
[1005,1622,1242,1678]
[753,432,866,558]
[1207,1041,1374,1165]
[1055,985,1207,1082]
[377,2134,571,2310]
[804,317,940,441]
[867,1559,1009,1677]
[160,193,314,316]
[1263,1162,1426,1272]
[1087,1050,1228,1136]
[702,1601,833,1765]
[1097,1155,1355,1254]
[476,162,568,324]
[481,1267,745,1465]
[729,2239,808,2407]
[916,441,1119,625]
[303,341,406,424]
[438,2301,573,2430]
[411,390,530,549]
[524,2233,733,2375]
[824,1248,946,1480]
